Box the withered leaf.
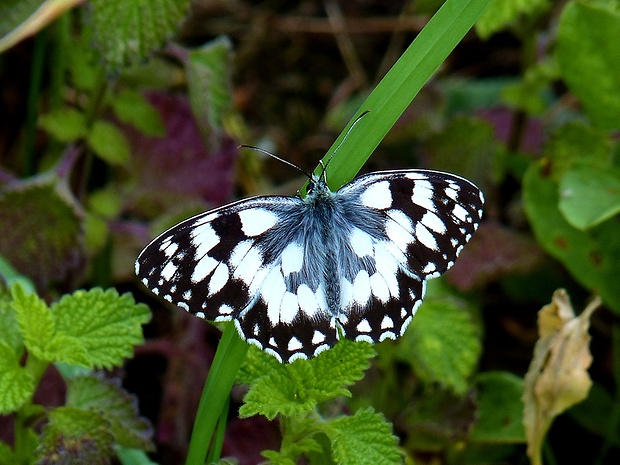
[522,289,600,465]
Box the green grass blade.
[184,324,248,465]
[320,0,491,190]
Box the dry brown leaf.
[522,289,600,465]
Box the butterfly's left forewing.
[136,196,339,363]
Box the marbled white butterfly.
[136,161,484,363]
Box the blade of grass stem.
[185,323,248,465]
[205,395,230,463]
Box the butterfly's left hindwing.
[136,169,484,363]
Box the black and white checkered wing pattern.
[333,170,484,345]
[136,169,484,363]
[135,196,340,363]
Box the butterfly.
[136,162,484,363]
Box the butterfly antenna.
[241,145,312,180]
[321,110,371,174]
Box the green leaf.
[0,284,22,352]
[87,120,131,165]
[186,36,234,137]
[325,408,402,465]
[0,175,84,287]
[38,108,88,142]
[83,212,109,254]
[0,0,81,53]
[111,90,165,136]
[67,29,102,91]
[115,447,161,465]
[88,189,123,218]
[559,165,620,230]
[0,256,35,296]
[501,59,558,115]
[476,0,551,39]
[11,283,53,360]
[0,342,35,414]
[402,287,482,395]
[542,121,613,179]
[89,0,190,70]
[66,374,154,450]
[239,339,374,420]
[557,1,620,130]
[0,440,17,465]
[49,288,151,369]
[0,0,43,38]
[470,371,526,443]
[523,159,620,312]
[37,406,114,464]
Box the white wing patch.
[238,208,278,236]
[360,180,392,209]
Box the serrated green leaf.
[11,283,53,360]
[111,90,165,136]
[523,160,620,312]
[559,165,620,230]
[476,0,551,39]
[0,342,35,414]
[50,288,151,369]
[402,291,481,395]
[89,0,190,70]
[87,120,131,165]
[557,1,620,130]
[186,36,233,138]
[240,340,374,420]
[66,375,154,450]
[470,371,526,443]
[47,333,90,366]
[0,176,84,288]
[325,408,402,465]
[37,406,114,464]
[38,108,88,142]
[261,450,297,465]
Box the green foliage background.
[1,0,620,464]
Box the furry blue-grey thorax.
[136,168,484,363]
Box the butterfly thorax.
[299,176,342,313]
